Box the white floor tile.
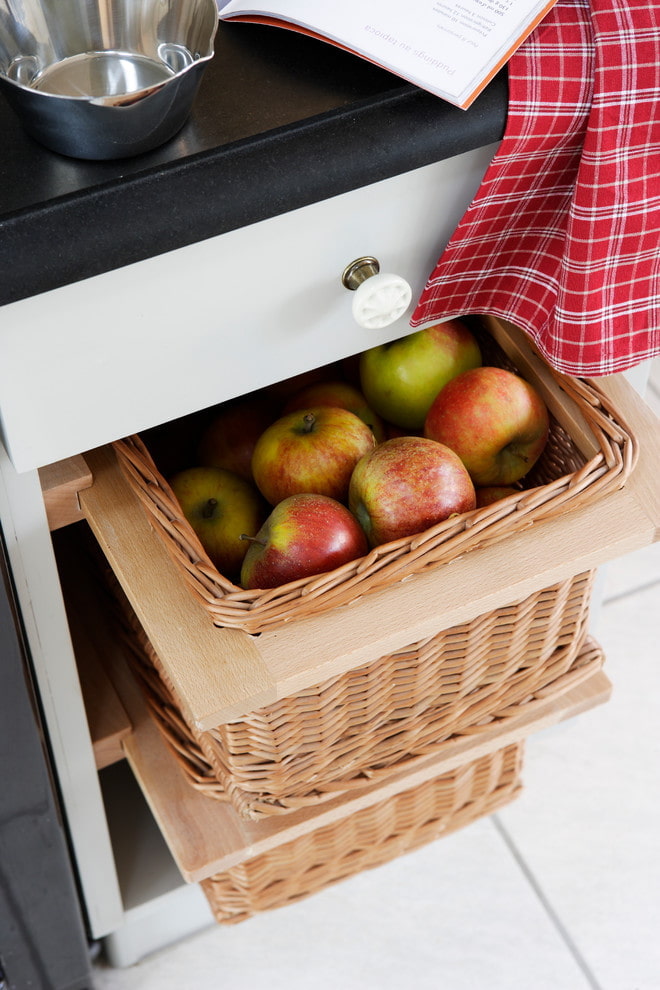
[92,815,594,990]
[498,578,660,990]
[600,540,660,603]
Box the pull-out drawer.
[60,533,610,910]
[97,594,612,919]
[0,146,497,473]
[48,328,658,941]
[77,323,659,736]
[66,322,657,833]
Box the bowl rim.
[0,0,218,105]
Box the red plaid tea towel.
[411,0,660,376]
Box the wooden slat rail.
[55,528,132,768]
[39,454,93,530]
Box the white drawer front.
[0,145,497,472]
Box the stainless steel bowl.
[0,0,218,159]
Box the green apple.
[424,366,550,486]
[240,493,368,589]
[359,319,482,430]
[348,435,476,548]
[251,406,376,506]
[283,379,386,442]
[169,466,268,582]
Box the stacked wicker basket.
[96,316,637,924]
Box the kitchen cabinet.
[1,21,657,984]
[0,141,501,961]
[0,24,509,978]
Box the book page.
[218,0,554,105]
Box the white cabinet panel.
[0,145,497,472]
[0,445,123,938]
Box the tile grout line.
[602,574,660,608]
[491,814,604,990]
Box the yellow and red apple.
[359,319,482,431]
[251,406,376,506]
[240,493,368,589]
[348,435,476,548]
[424,366,550,486]
[283,380,386,442]
[169,466,267,582]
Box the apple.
[197,394,278,481]
[251,406,376,505]
[359,319,482,430]
[169,466,268,581]
[283,380,386,442]
[424,366,550,486]
[475,486,520,508]
[240,493,368,589]
[348,436,476,548]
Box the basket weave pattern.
[200,743,523,924]
[112,325,636,634]
[117,572,599,819]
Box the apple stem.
[202,498,218,519]
[240,534,267,547]
[302,412,316,433]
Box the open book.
[217,0,558,110]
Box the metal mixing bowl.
[0,0,218,159]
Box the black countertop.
[0,23,507,306]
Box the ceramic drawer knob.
[342,256,412,330]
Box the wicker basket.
[200,743,524,924]
[116,569,602,819]
[113,318,637,634]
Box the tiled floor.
[92,367,660,990]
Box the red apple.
[197,394,278,481]
[359,319,482,431]
[348,436,476,548]
[475,486,520,508]
[240,493,368,589]
[169,466,268,582]
[283,380,386,442]
[251,406,376,505]
[424,366,550,486]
